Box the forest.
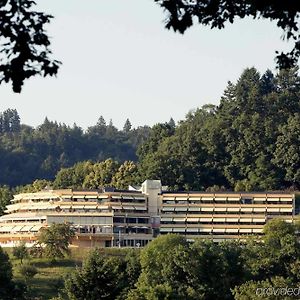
[0,111,150,187]
[1,67,300,204]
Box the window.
[241,198,252,204]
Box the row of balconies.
[161,205,293,213]
[160,227,264,234]
[163,200,293,205]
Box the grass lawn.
[20,259,79,299]
[5,247,131,299]
[6,248,88,299]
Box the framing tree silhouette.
[155,0,300,69]
[0,0,299,93]
[0,0,60,93]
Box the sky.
[0,0,294,130]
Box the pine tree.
[168,117,176,129]
[97,116,106,127]
[123,118,132,133]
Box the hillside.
[0,113,150,187]
[1,67,300,194]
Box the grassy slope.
[6,248,88,299]
[5,247,129,300]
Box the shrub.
[19,264,38,281]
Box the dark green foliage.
[0,112,150,188]
[0,0,61,92]
[155,0,300,69]
[233,220,300,300]
[273,114,300,186]
[124,249,141,290]
[12,242,28,264]
[58,220,300,300]
[137,122,175,161]
[138,67,300,191]
[38,223,75,258]
[0,246,14,299]
[127,220,300,300]
[2,67,300,192]
[0,246,26,299]
[0,109,20,133]
[123,119,132,133]
[244,219,300,281]
[64,250,128,300]
[232,276,295,300]
[190,240,247,300]
[129,235,202,300]
[127,236,247,300]
[18,263,38,281]
[0,185,12,215]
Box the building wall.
[0,187,154,247]
[0,182,298,247]
[142,180,162,216]
[160,192,295,242]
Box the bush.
[19,264,38,281]
[12,242,28,263]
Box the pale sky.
[0,0,293,129]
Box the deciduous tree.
[38,223,75,258]
[12,242,28,264]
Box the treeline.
[0,110,150,187]
[1,67,300,195]
[0,159,142,215]
[138,67,300,191]
[50,67,300,193]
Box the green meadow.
[5,247,126,299]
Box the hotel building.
[0,180,161,248]
[0,180,298,247]
[160,191,297,242]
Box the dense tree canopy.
[52,159,139,190]
[1,67,300,192]
[0,246,15,299]
[245,219,300,281]
[64,249,140,300]
[233,219,300,299]
[0,109,20,133]
[0,113,149,187]
[129,234,200,300]
[61,220,300,300]
[138,67,300,191]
